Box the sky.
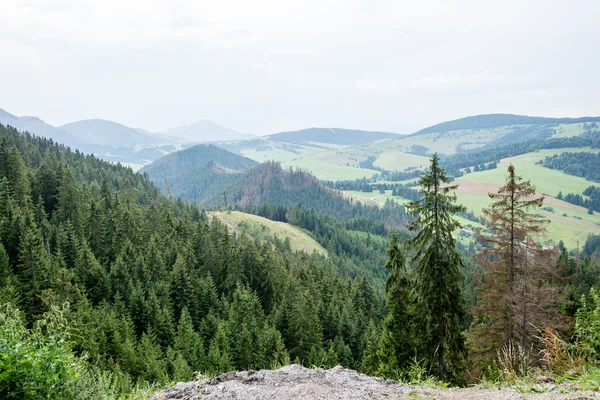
[1,0,599,135]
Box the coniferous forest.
[3,122,600,398]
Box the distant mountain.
[161,120,254,143]
[140,144,258,201]
[267,127,400,145]
[413,114,600,136]
[0,108,80,145]
[59,119,175,147]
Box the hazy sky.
[1,0,599,134]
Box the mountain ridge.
[412,113,600,136]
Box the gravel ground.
[150,364,600,400]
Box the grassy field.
[551,123,595,138]
[344,190,410,206]
[281,157,378,181]
[224,122,595,182]
[240,140,321,163]
[453,147,600,248]
[457,148,600,197]
[209,211,326,255]
[342,146,600,249]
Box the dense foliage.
[140,144,258,202]
[540,151,600,183]
[0,124,383,396]
[561,185,600,213]
[242,202,402,290]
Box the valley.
[3,112,600,398]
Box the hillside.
[346,146,600,249]
[0,121,388,398]
[0,108,193,167]
[0,108,81,146]
[140,144,258,202]
[267,127,400,145]
[412,113,600,136]
[213,113,600,181]
[209,211,326,255]
[59,119,171,147]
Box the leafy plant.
[0,303,79,399]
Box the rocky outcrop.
[150,364,408,400]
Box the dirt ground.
[150,365,599,400]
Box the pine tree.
[207,320,234,375]
[6,146,30,206]
[56,166,82,232]
[137,331,167,383]
[405,153,467,382]
[17,227,51,321]
[286,288,323,365]
[0,242,12,288]
[377,233,413,377]
[174,307,198,363]
[471,165,568,371]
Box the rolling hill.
[213,114,600,181]
[345,146,600,249]
[140,144,258,202]
[267,127,401,145]
[0,108,80,146]
[59,119,171,147]
[0,108,253,168]
[209,211,327,255]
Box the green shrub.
[575,288,600,361]
[0,303,79,399]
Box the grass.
[281,158,378,181]
[209,211,326,255]
[372,150,430,171]
[458,148,600,198]
[551,123,592,138]
[343,190,411,206]
[453,148,600,248]
[241,141,320,163]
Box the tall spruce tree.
[377,233,413,377]
[6,146,30,207]
[406,153,467,382]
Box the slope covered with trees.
[141,144,258,202]
[3,121,600,398]
[539,151,600,183]
[0,123,383,397]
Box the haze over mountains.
[0,108,253,166]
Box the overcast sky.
[1,0,599,134]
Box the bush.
[575,288,600,362]
[0,303,79,399]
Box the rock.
[152,365,408,400]
[536,375,555,384]
[150,381,200,400]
